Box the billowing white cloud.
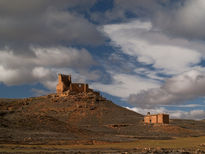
[102,20,202,75]
[95,0,205,41]
[0,66,18,84]
[32,67,51,79]
[33,47,95,69]
[0,0,105,93]
[0,47,97,89]
[91,73,160,98]
[99,19,205,116]
[129,70,205,108]
[99,9,205,121]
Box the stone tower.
[56,74,71,94]
[56,74,90,95]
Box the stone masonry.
[144,112,169,124]
[56,74,89,94]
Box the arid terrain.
[0,91,205,153]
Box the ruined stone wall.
[144,115,158,124]
[144,116,151,124]
[151,115,158,123]
[56,74,71,94]
[144,114,169,124]
[69,83,89,93]
[158,114,163,123]
[157,114,169,124]
[56,74,90,95]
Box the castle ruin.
[56,74,89,95]
[144,112,169,124]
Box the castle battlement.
[56,74,89,95]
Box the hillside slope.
[0,91,205,144]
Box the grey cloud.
[91,0,181,23]
[0,47,95,70]
[129,70,205,108]
[0,0,96,16]
[0,0,103,55]
[114,0,205,41]
[152,0,205,40]
[92,0,205,41]
[0,47,98,87]
[171,110,205,120]
[102,20,202,75]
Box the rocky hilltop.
[0,74,205,146]
[1,89,205,145]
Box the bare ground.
[0,92,205,153]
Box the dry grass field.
[0,136,205,153]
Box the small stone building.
[144,112,169,124]
[56,74,89,94]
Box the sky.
[0,0,205,120]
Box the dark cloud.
[91,0,179,23]
[92,0,205,41]
[0,0,96,16]
[0,0,104,55]
[109,0,205,40]
[152,0,205,40]
[129,70,205,108]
